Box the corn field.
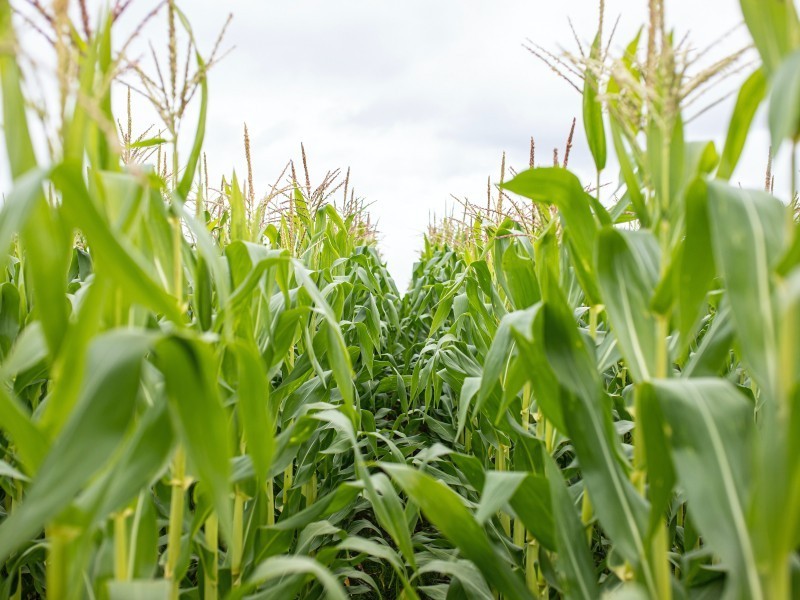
[1,0,800,598]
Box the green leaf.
[501,242,540,309]
[739,0,800,77]
[383,464,533,600]
[508,473,557,552]
[176,51,208,200]
[707,181,786,402]
[596,228,661,382]
[541,298,654,592]
[768,50,800,148]
[234,340,275,480]
[544,455,599,599]
[0,168,49,267]
[645,378,762,599]
[0,330,151,563]
[718,69,766,180]
[636,385,676,537]
[155,335,232,542]
[503,168,601,303]
[246,556,347,600]
[674,180,716,350]
[129,137,167,149]
[20,199,71,357]
[610,120,648,226]
[51,163,182,323]
[418,559,493,600]
[583,32,607,172]
[77,402,174,525]
[294,264,355,419]
[228,172,248,242]
[0,384,47,475]
[0,1,37,179]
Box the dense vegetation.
[1,0,800,598]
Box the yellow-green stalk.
[266,479,275,526]
[113,511,129,581]
[165,447,186,600]
[231,489,245,587]
[204,512,219,600]
[496,445,511,537]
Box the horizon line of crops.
[2,0,800,599]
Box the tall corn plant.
[0,3,376,599]
[388,2,800,599]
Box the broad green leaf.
[503,168,601,303]
[610,120,648,226]
[383,464,533,600]
[235,555,347,600]
[77,402,174,525]
[596,228,661,381]
[740,0,800,77]
[0,1,37,179]
[228,172,248,242]
[645,378,762,600]
[674,180,716,350]
[177,52,208,200]
[0,169,49,267]
[155,335,232,542]
[0,331,151,563]
[474,471,527,525]
[294,264,355,418]
[707,181,786,402]
[0,384,47,475]
[718,69,766,180]
[501,242,540,309]
[636,385,676,537]
[234,340,275,480]
[544,455,599,599]
[682,303,735,378]
[20,199,70,357]
[583,32,607,172]
[51,163,182,323]
[508,473,557,552]
[542,298,655,593]
[418,559,493,600]
[768,50,800,148]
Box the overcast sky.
[7,1,791,289]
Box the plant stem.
[589,305,599,341]
[791,141,797,209]
[526,539,539,596]
[127,494,145,580]
[171,214,183,302]
[231,489,245,587]
[11,572,21,600]
[266,478,275,526]
[652,522,673,599]
[764,559,790,600]
[282,462,293,512]
[581,489,593,543]
[165,446,186,600]
[114,512,129,581]
[496,445,511,536]
[204,512,219,600]
[46,527,68,600]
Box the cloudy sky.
[8,1,787,289]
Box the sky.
[5,0,792,290]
